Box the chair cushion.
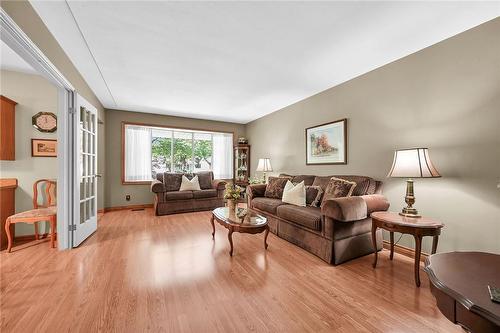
[193,189,217,199]
[166,191,193,201]
[9,206,57,220]
[276,205,322,231]
[264,177,290,199]
[252,197,288,215]
[163,173,183,192]
[195,171,213,190]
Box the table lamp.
[256,158,273,184]
[387,148,441,218]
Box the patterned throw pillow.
[305,185,324,207]
[264,177,291,199]
[321,177,357,206]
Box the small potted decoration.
[224,183,242,212]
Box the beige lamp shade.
[387,148,441,178]
[256,158,273,172]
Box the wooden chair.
[5,179,57,252]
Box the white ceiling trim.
[30,0,116,107]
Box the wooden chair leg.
[34,222,39,240]
[50,218,56,249]
[5,218,13,253]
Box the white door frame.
[1,8,75,249]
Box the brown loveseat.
[247,174,390,265]
[151,171,226,215]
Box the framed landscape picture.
[305,118,347,165]
[32,139,57,157]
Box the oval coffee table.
[211,207,269,256]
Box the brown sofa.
[151,171,226,215]
[247,174,390,265]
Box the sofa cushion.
[193,189,217,199]
[322,177,356,205]
[305,185,323,207]
[252,197,288,215]
[180,175,201,191]
[264,177,290,199]
[166,191,193,201]
[155,173,163,182]
[279,174,315,186]
[276,205,322,231]
[335,175,376,196]
[282,180,306,207]
[312,176,331,192]
[163,173,183,192]
[195,171,213,190]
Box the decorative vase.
[227,199,237,213]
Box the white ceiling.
[0,40,39,75]
[31,1,499,123]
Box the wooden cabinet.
[0,95,17,160]
[233,144,250,186]
[1,178,17,250]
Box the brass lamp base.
[400,179,421,218]
[399,208,421,218]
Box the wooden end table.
[371,211,444,287]
[211,207,269,256]
[424,252,500,333]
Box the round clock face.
[33,112,57,132]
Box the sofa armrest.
[246,184,267,208]
[321,194,389,222]
[212,179,227,199]
[151,179,166,193]
[212,179,227,190]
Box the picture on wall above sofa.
[306,118,347,165]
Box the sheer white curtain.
[212,133,233,179]
[125,125,152,181]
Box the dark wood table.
[211,207,269,256]
[371,211,444,287]
[424,252,500,333]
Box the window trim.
[121,121,234,185]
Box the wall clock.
[32,112,57,133]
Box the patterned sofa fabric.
[151,171,226,215]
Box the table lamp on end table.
[256,158,273,184]
[387,148,441,218]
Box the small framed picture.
[31,139,57,157]
[305,118,347,165]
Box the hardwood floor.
[0,209,461,332]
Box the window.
[123,123,233,182]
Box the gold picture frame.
[31,139,57,157]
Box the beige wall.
[0,70,58,236]
[1,1,106,210]
[246,19,500,254]
[104,109,245,208]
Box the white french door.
[73,94,98,246]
